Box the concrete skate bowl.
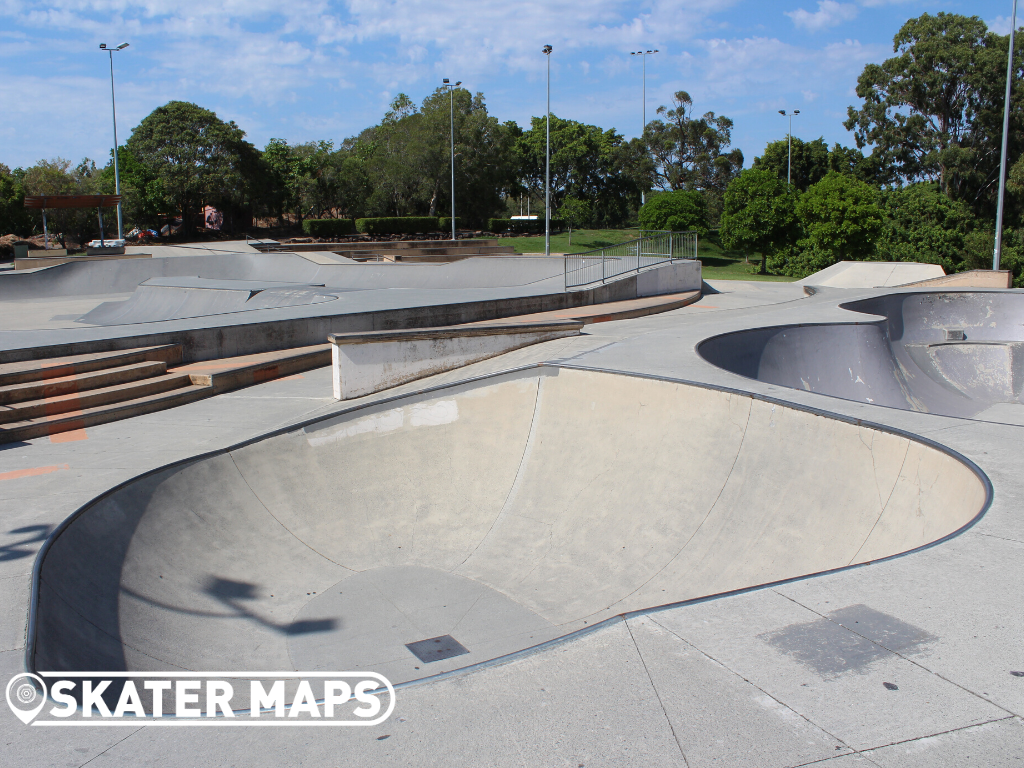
[30,366,988,693]
[699,291,1024,420]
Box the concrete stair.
[0,343,333,443]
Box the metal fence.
[564,230,698,290]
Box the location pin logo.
[6,673,47,724]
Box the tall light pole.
[543,45,552,257]
[994,0,1018,270]
[442,78,461,241]
[631,49,658,205]
[777,109,800,186]
[100,42,129,241]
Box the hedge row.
[487,218,566,234]
[301,218,356,237]
[301,216,565,237]
[355,217,444,235]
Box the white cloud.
[987,15,1015,35]
[786,1,858,33]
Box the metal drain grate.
[405,635,470,663]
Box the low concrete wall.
[636,259,702,297]
[329,321,583,399]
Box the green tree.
[719,168,800,274]
[126,101,260,231]
[753,137,889,192]
[874,183,976,272]
[645,91,743,222]
[99,146,169,231]
[558,197,592,245]
[23,157,103,247]
[514,115,638,228]
[962,228,1024,286]
[0,164,33,237]
[844,13,1023,215]
[752,137,831,192]
[637,190,708,235]
[792,172,883,276]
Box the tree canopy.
[845,13,1024,215]
[126,101,259,229]
[719,169,800,275]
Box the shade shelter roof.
[24,194,121,209]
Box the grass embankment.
[485,229,796,282]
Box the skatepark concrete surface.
[1,275,1022,766]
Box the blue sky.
[0,1,1017,170]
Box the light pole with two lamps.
[99,42,129,241]
[777,109,800,186]
[631,49,658,205]
[441,78,461,242]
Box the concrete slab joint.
[329,321,584,399]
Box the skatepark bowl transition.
[31,365,986,704]
[699,290,1024,420]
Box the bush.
[355,217,442,235]
[437,217,461,232]
[301,218,356,238]
[795,171,882,268]
[638,190,709,236]
[874,183,974,273]
[487,218,565,234]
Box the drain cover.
[405,635,470,663]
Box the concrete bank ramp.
[796,261,945,288]
[33,367,987,686]
[78,278,340,325]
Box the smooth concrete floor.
[0,280,1021,767]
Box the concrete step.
[0,383,213,443]
[171,344,331,393]
[0,372,194,424]
[0,344,332,442]
[0,345,182,387]
[0,361,168,405]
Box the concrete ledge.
[898,269,1014,289]
[14,252,152,270]
[329,321,583,399]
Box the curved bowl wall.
[699,291,1024,418]
[31,366,988,687]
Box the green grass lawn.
[479,229,796,282]
[492,228,644,254]
[696,239,797,282]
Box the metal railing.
[564,230,698,290]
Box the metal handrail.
[564,230,698,290]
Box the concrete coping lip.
[327,320,585,345]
